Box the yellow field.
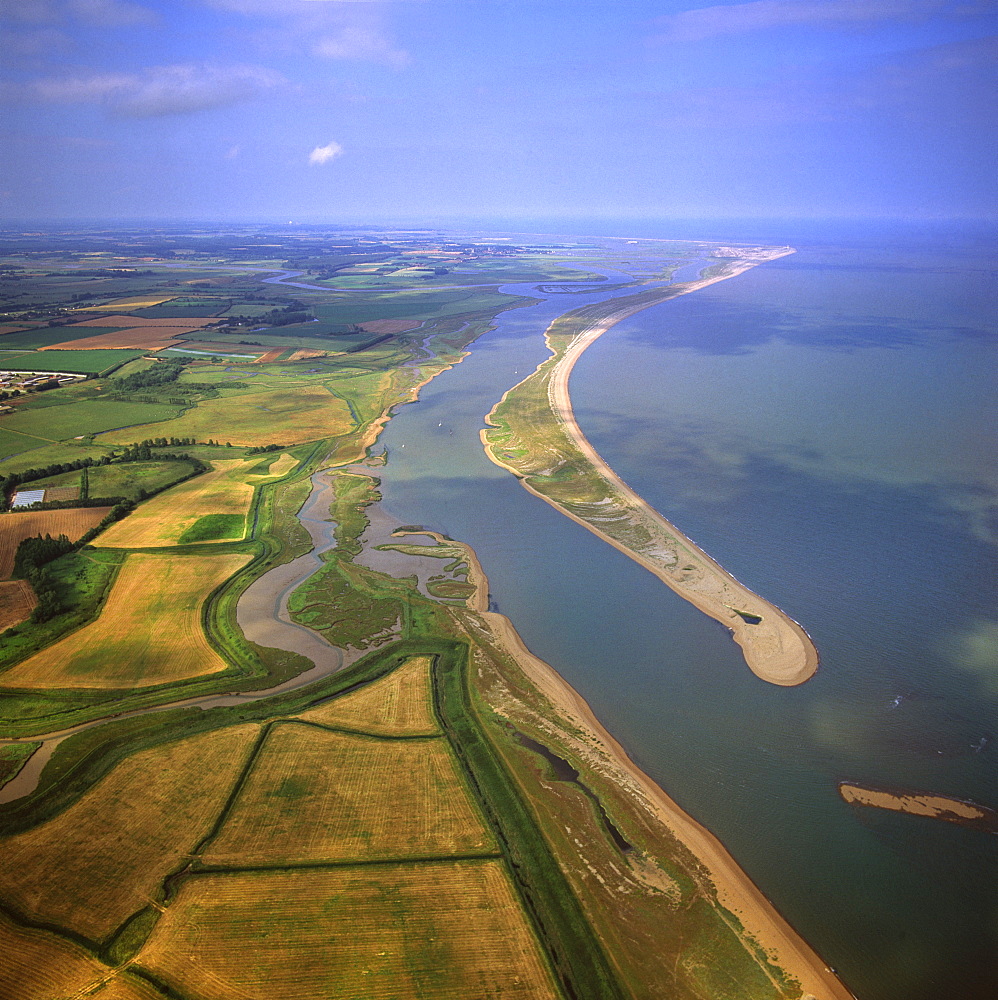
[0,725,258,942]
[0,911,163,1000]
[0,579,35,632]
[81,296,177,311]
[95,459,258,548]
[0,508,113,578]
[201,723,492,865]
[97,386,353,448]
[296,655,439,735]
[250,451,298,479]
[0,551,249,689]
[138,862,560,1000]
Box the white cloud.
[309,140,344,164]
[201,0,411,67]
[652,0,966,44]
[314,25,409,66]
[30,63,285,117]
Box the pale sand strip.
[482,251,819,686]
[468,605,853,999]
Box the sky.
[1,0,995,224]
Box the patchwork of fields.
[0,234,798,1000]
[0,508,113,577]
[95,459,267,548]
[97,386,353,447]
[0,551,250,688]
[138,862,561,1000]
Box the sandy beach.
[465,598,853,1000]
[482,250,819,686]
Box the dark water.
[372,224,998,1000]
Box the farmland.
[0,551,250,689]
[97,386,353,447]
[0,398,181,445]
[0,911,163,1000]
[296,654,439,735]
[0,348,145,374]
[202,723,493,865]
[0,725,258,941]
[0,227,843,1000]
[27,459,200,503]
[137,862,561,1000]
[0,507,113,577]
[0,580,36,632]
[95,459,264,547]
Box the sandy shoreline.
[472,603,853,999]
[482,250,819,686]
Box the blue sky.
[2,0,995,223]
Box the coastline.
[451,561,853,999]
[481,250,819,686]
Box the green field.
[132,297,228,318]
[178,512,244,543]
[1,327,130,350]
[0,349,145,374]
[28,459,199,502]
[315,287,526,324]
[1,398,181,444]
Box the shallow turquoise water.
[373,225,997,1000]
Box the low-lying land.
[481,252,818,686]
[0,550,250,689]
[0,228,851,1000]
[94,459,268,548]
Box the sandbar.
[839,782,998,834]
[482,249,819,686]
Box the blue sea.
[372,220,997,1000]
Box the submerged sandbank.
[839,782,998,834]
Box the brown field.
[201,723,492,865]
[69,315,216,329]
[42,330,181,351]
[297,655,439,735]
[41,486,79,502]
[0,579,36,631]
[0,725,258,941]
[0,911,163,1000]
[359,319,422,334]
[95,459,257,548]
[0,507,113,578]
[98,386,353,448]
[0,551,249,689]
[138,861,560,1000]
[257,348,283,363]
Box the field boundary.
[431,643,626,1000]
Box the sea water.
[373,222,997,1000]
